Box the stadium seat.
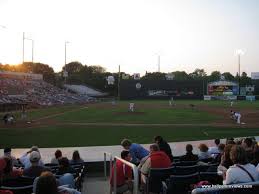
[199,172,223,185]
[198,163,219,172]
[0,176,34,194]
[165,172,200,194]
[174,160,199,166]
[172,165,199,175]
[147,166,175,193]
[0,186,33,194]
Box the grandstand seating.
[64,84,107,97]
[0,78,92,105]
[165,172,200,194]
[146,161,222,194]
[0,163,85,194]
[0,176,34,194]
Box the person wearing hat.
[19,146,44,169]
[23,151,50,178]
[4,148,19,167]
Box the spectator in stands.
[241,137,254,162]
[218,144,234,175]
[56,157,76,176]
[180,144,198,162]
[224,145,259,184]
[51,149,62,164]
[70,150,84,164]
[35,171,81,194]
[154,136,173,162]
[3,147,19,166]
[212,143,225,164]
[0,159,15,194]
[0,157,6,177]
[251,145,259,167]
[198,144,211,161]
[19,146,44,169]
[140,144,171,184]
[0,156,23,180]
[110,150,133,194]
[23,151,50,178]
[208,139,220,158]
[226,138,235,145]
[121,139,149,164]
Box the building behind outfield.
[119,80,204,100]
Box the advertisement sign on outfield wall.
[251,72,259,80]
[204,95,211,100]
[246,96,256,101]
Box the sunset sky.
[0,0,259,75]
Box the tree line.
[0,62,253,94]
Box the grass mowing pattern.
[1,100,259,148]
[53,106,219,124]
[1,125,259,148]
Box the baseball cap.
[30,151,41,162]
[31,146,39,152]
[0,158,7,171]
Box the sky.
[0,0,259,75]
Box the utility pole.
[158,55,160,72]
[238,54,241,95]
[32,40,34,63]
[118,65,121,100]
[22,32,25,64]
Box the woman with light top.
[224,145,259,185]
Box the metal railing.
[104,152,139,194]
[113,156,139,194]
[104,152,113,179]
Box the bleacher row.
[0,78,93,106]
[106,137,259,194]
[146,157,221,194]
[0,162,86,194]
[144,157,259,194]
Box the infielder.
[230,110,241,124]
[129,103,135,112]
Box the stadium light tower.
[22,32,34,63]
[26,38,34,63]
[65,41,70,66]
[64,41,70,83]
[235,49,245,95]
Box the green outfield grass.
[1,125,259,148]
[1,100,259,148]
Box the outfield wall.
[253,80,259,95]
[120,80,204,100]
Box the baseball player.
[230,110,241,124]
[129,103,135,112]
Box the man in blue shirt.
[121,139,149,164]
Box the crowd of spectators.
[110,136,259,194]
[0,146,83,194]
[0,78,93,106]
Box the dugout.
[119,80,204,100]
[0,102,27,112]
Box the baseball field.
[1,100,259,148]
